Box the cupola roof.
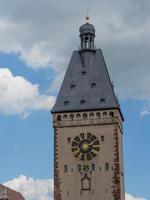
[79,23,95,35]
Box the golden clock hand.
[89,139,96,145]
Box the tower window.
[91,83,96,88]
[63,114,68,120]
[89,113,94,118]
[64,165,68,173]
[83,113,88,119]
[82,71,86,76]
[91,164,95,171]
[100,98,106,103]
[70,114,74,120]
[81,175,91,190]
[80,100,86,105]
[76,113,81,119]
[64,101,69,105]
[105,163,109,171]
[67,137,71,143]
[70,84,76,89]
[77,164,81,172]
[57,115,61,121]
[96,112,101,119]
[101,136,104,142]
[109,111,114,117]
[103,112,107,117]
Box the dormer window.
[91,83,96,88]
[80,100,86,105]
[100,98,106,103]
[82,71,86,76]
[64,101,69,105]
[70,84,76,89]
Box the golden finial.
[85,9,90,22]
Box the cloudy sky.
[0,0,150,199]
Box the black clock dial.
[71,133,100,161]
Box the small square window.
[91,83,96,88]
[80,100,86,105]
[100,98,106,103]
[82,71,86,76]
[70,84,75,89]
[64,101,69,105]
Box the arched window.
[76,113,81,119]
[70,114,74,120]
[103,112,107,117]
[57,115,61,121]
[109,111,114,117]
[63,114,68,120]
[89,113,94,118]
[67,137,71,143]
[83,113,88,119]
[96,112,101,119]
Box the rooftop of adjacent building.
[0,184,25,200]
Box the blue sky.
[0,1,150,200]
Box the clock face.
[71,133,100,161]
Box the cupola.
[79,22,95,51]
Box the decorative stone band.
[112,125,122,200]
[54,128,62,200]
[53,116,122,130]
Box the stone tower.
[51,21,125,200]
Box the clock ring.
[71,132,100,161]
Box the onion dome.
[79,23,95,36]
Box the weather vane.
[85,9,90,22]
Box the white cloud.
[4,175,146,200]
[125,193,146,200]
[20,42,52,69]
[141,108,150,116]
[0,68,55,117]
[0,0,149,102]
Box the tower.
[51,20,125,200]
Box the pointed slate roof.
[51,49,120,113]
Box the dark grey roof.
[51,49,119,113]
[79,23,95,35]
